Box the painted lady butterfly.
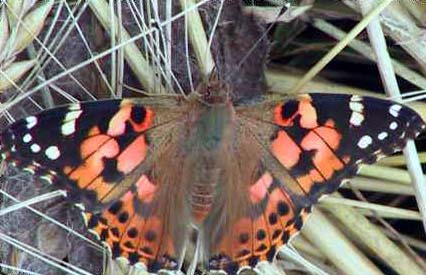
[0,80,424,274]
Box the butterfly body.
[1,89,425,274]
[180,99,236,223]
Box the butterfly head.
[197,77,231,106]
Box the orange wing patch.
[63,103,152,202]
[272,97,346,195]
[301,128,343,179]
[69,137,120,189]
[135,175,157,203]
[249,172,273,204]
[271,131,301,170]
[108,102,154,136]
[274,97,318,129]
[117,135,148,173]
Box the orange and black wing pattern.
[240,93,425,202]
[1,99,178,206]
[1,93,425,274]
[204,116,312,274]
[0,98,189,272]
[213,93,426,273]
[207,170,312,274]
[84,173,188,271]
[268,94,425,200]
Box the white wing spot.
[23,133,32,143]
[349,102,364,113]
[349,97,364,126]
[11,145,16,152]
[68,103,81,111]
[64,110,83,121]
[61,110,82,136]
[350,112,364,126]
[357,135,372,149]
[61,121,76,136]
[389,104,402,117]
[26,116,37,129]
[351,95,362,102]
[378,132,388,140]
[389,121,398,130]
[30,143,41,153]
[45,146,60,160]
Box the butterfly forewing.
[239,94,425,201]
[1,98,183,206]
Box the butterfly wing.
[240,93,425,199]
[0,98,191,271]
[203,119,312,274]
[206,93,425,273]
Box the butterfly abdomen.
[190,165,219,223]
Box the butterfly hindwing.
[84,174,187,271]
[207,170,311,274]
[204,118,312,274]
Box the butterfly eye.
[202,85,218,103]
[202,82,230,104]
[205,86,213,98]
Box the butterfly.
[0,79,424,274]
